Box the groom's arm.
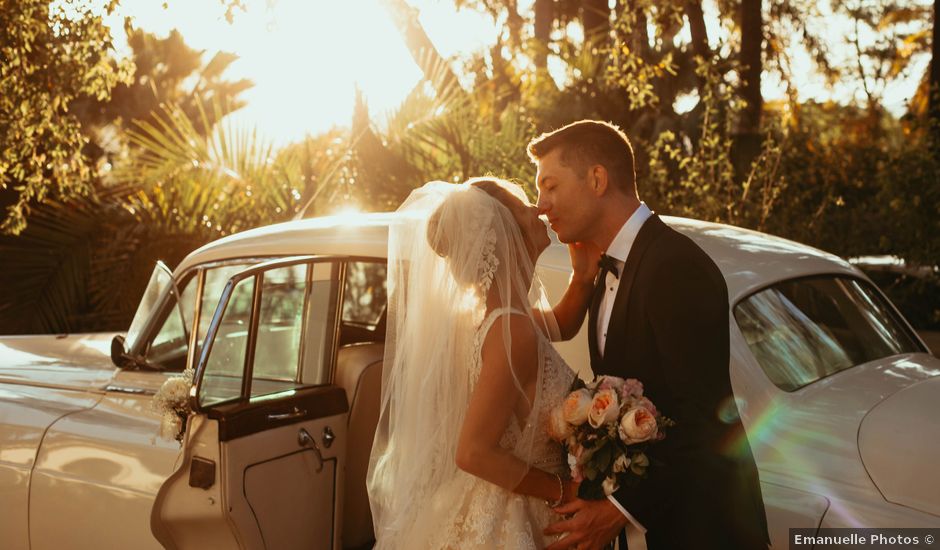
[610,248,731,527]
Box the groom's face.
[535,148,594,244]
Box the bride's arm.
[455,314,576,504]
[535,242,600,341]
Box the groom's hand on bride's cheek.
[544,498,628,550]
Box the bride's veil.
[366,180,559,547]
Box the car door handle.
[298,428,324,473]
[267,407,306,421]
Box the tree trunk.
[534,0,553,70]
[739,0,762,135]
[581,0,611,45]
[378,0,463,98]
[734,0,763,178]
[930,0,940,147]
[686,0,709,61]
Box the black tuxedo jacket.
[589,214,769,549]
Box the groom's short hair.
[526,120,636,193]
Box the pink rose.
[597,375,625,392]
[562,389,593,426]
[588,389,620,428]
[635,396,658,417]
[618,407,658,444]
[620,378,644,400]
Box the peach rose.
[588,389,620,428]
[618,407,658,444]
[562,389,593,426]
[547,406,573,441]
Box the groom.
[533,121,769,550]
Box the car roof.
[176,211,861,303]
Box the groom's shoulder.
[646,222,724,283]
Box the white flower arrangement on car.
[547,375,674,499]
[152,368,195,443]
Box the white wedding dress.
[424,308,577,549]
[368,181,580,550]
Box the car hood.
[859,368,940,517]
[0,333,118,392]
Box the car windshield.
[125,263,174,353]
[734,276,922,391]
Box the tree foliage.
[0,0,131,235]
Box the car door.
[151,256,348,550]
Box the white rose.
[602,475,620,496]
[613,454,632,473]
[562,389,593,426]
[588,389,620,428]
[630,453,650,475]
[547,406,574,441]
[618,407,659,444]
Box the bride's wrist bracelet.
[546,473,564,508]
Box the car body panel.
[29,391,182,550]
[0,334,116,392]
[0,383,102,550]
[859,374,940,517]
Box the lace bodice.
[419,308,576,549]
[470,307,576,473]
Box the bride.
[367,178,599,548]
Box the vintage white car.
[1,212,938,550]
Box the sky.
[104,0,929,145]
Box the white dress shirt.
[597,203,652,357]
[596,202,652,533]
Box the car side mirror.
[110,335,134,368]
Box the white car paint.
[0,212,937,549]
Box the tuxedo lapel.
[600,215,667,373]
[588,276,604,367]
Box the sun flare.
[107,0,496,144]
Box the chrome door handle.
[267,407,306,421]
[298,428,324,473]
[322,426,335,448]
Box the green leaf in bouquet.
[593,443,613,473]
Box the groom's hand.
[544,497,629,550]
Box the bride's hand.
[568,242,602,285]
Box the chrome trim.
[241,273,263,398]
[298,427,324,473]
[104,385,156,396]
[184,268,206,372]
[296,263,313,384]
[267,407,306,421]
[328,261,346,385]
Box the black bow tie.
[598,253,620,279]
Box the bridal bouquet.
[547,376,674,499]
[152,367,195,443]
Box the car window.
[250,264,307,397]
[198,260,341,407]
[136,263,253,372]
[199,276,256,408]
[862,270,940,332]
[342,261,387,327]
[126,263,174,353]
[734,276,922,391]
[144,276,197,370]
[196,264,254,351]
